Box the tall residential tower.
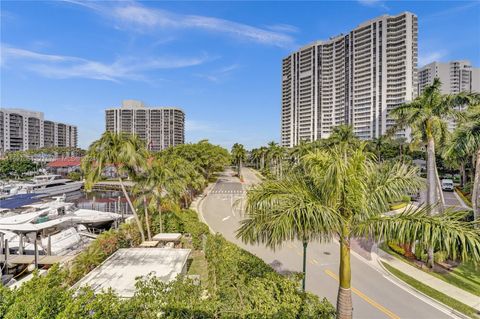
[281,12,418,147]
[0,108,78,154]
[105,100,185,151]
[418,61,480,95]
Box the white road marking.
[222,216,231,221]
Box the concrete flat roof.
[73,248,191,297]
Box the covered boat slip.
[0,254,74,265]
[73,248,191,297]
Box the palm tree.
[266,142,285,178]
[82,131,147,242]
[327,125,358,146]
[231,143,247,178]
[237,170,339,292]
[237,143,480,319]
[139,156,183,234]
[390,78,479,266]
[444,105,480,221]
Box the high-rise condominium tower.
[0,108,78,154]
[281,12,418,147]
[418,61,480,95]
[105,100,185,152]
[418,61,479,130]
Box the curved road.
[200,168,460,319]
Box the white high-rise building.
[105,100,185,152]
[281,12,418,147]
[418,61,480,95]
[0,108,78,154]
[418,61,480,130]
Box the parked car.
[441,179,454,191]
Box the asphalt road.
[200,168,459,319]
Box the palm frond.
[354,205,480,262]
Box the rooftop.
[73,248,191,297]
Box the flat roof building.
[0,108,77,154]
[105,100,185,151]
[73,248,191,297]
[418,60,480,95]
[418,61,480,131]
[281,12,418,147]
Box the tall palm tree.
[444,105,480,221]
[140,156,183,234]
[390,78,479,266]
[238,170,340,292]
[231,143,247,178]
[237,143,480,319]
[82,131,147,242]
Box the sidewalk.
[377,249,480,311]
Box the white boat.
[23,197,121,229]
[9,175,83,197]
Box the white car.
[441,179,454,191]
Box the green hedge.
[1,209,335,318]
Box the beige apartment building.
[418,61,480,130]
[281,12,418,147]
[0,108,77,154]
[105,100,185,151]
[418,60,480,95]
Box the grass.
[381,244,480,297]
[187,250,209,286]
[382,262,480,319]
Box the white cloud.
[418,50,448,67]
[195,64,240,82]
[63,0,297,48]
[1,44,209,82]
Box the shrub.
[67,171,82,181]
[388,242,405,256]
[434,251,448,264]
[205,234,335,318]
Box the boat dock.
[0,254,74,265]
[92,181,135,191]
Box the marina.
[0,179,133,286]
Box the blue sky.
[1,0,479,149]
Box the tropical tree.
[444,104,480,221]
[327,125,358,147]
[82,132,148,242]
[266,141,285,178]
[237,143,480,319]
[231,143,247,178]
[390,78,479,266]
[237,170,339,292]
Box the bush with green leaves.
[204,234,335,318]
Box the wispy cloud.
[62,0,297,48]
[357,0,389,10]
[195,64,240,82]
[422,1,479,22]
[1,44,209,82]
[418,50,448,66]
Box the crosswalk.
[210,189,245,194]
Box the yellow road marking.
[324,269,401,319]
[311,258,319,265]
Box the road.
[200,168,460,319]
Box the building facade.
[105,100,185,151]
[418,61,480,95]
[281,12,418,147]
[0,108,78,154]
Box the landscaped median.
[378,246,480,319]
[381,262,479,319]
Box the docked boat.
[8,175,83,197]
